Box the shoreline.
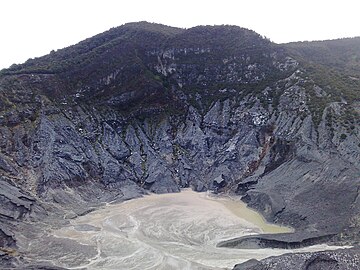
[43,189,350,270]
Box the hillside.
[0,22,359,269]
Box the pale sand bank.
[204,191,293,234]
[49,189,348,270]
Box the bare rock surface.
[233,247,360,270]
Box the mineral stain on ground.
[29,190,346,270]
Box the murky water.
[50,190,346,269]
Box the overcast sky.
[1,0,359,69]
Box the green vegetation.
[0,22,183,76]
[285,37,360,76]
[284,38,360,126]
[285,38,360,104]
[1,22,359,129]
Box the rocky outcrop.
[233,247,360,270]
[218,232,338,249]
[218,232,335,249]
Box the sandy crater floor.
[27,190,347,270]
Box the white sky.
[1,0,359,69]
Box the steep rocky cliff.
[0,22,359,269]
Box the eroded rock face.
[0,22,359,268]
[233,248,360,270]
[217,232,338,250]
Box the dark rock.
[233,259,263,270]
[234,247,360,270]
[0,178,35,220]
[305,254,340,270]
[0,229,15,248]
[218,232,337,249]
